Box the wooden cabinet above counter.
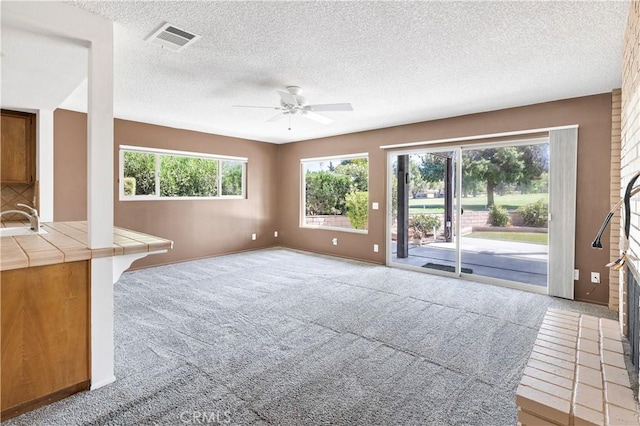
[1,109,36,184]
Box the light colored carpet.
[7,248,621,425]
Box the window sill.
[119,196,245,201]
[300,225,368,235]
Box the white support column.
[37,110,54,222]
[90,257,115,389]
[87,32,115,389]
[87,37,114,248]
[3,2,116,390]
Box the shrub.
[518,198,549,227]
[345,191,368,230]
[305,171,352,215]
[159,155,218,197]
[489,204,510,227]
[124,151,155,195]
[123,177,136,196]
[409,214,442,236]
[304,159,368,217]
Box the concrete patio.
[391,237,548,287]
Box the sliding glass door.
[459,142,549,287]
[388,139,550,290]
[390,151,460,272]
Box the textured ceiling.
[1,24,87,111]
[4,1,631,143]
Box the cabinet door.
[1,110,35,184]
[1,261,90,418]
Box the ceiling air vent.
[145,22,201,52]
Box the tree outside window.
[302,155,369,231]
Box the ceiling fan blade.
[307,103,353,112]
[303,111,333,124]
[233,105,281,109]
[267,112,287,122]
[277,90,299,106]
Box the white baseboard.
[91,376,116,390]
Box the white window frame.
[119,145,247,201]
[300,152,369,234]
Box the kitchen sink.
[0,227,48,237]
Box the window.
[301,153,369,232]
[120,145,246,200]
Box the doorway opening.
[388,139,549,290]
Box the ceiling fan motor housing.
[286,86,303,96]
[281,86,307,111]
[233,86,352,125]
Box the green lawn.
[466,231,548,245]
[409,193,547,214]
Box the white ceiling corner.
[1,23,88,111]
[2,1,630,143]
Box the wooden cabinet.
[1,261,90,421]
[1,110,36,184]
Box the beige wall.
[54,93,614,304]
[54,110,87,221]
[278,94,613,305]
[53,109,279,268]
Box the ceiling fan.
[233,86,353,127]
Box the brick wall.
[458,210,490,227]
[610,89,622,314]
[409,210,528,230]
[517,308,635,425]
[620,2,640,336]
[409,211,491,229]
[305,215,353,228]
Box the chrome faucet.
[0,204,41,231]
[17,204,40,231]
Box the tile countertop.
[0,221,173,271]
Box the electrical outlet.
[374,244,379,253]
[332,238,338,246]
[274,231,278,238]
[251,233,257,241]
[590,272,600,284]
[574,269,579,280]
